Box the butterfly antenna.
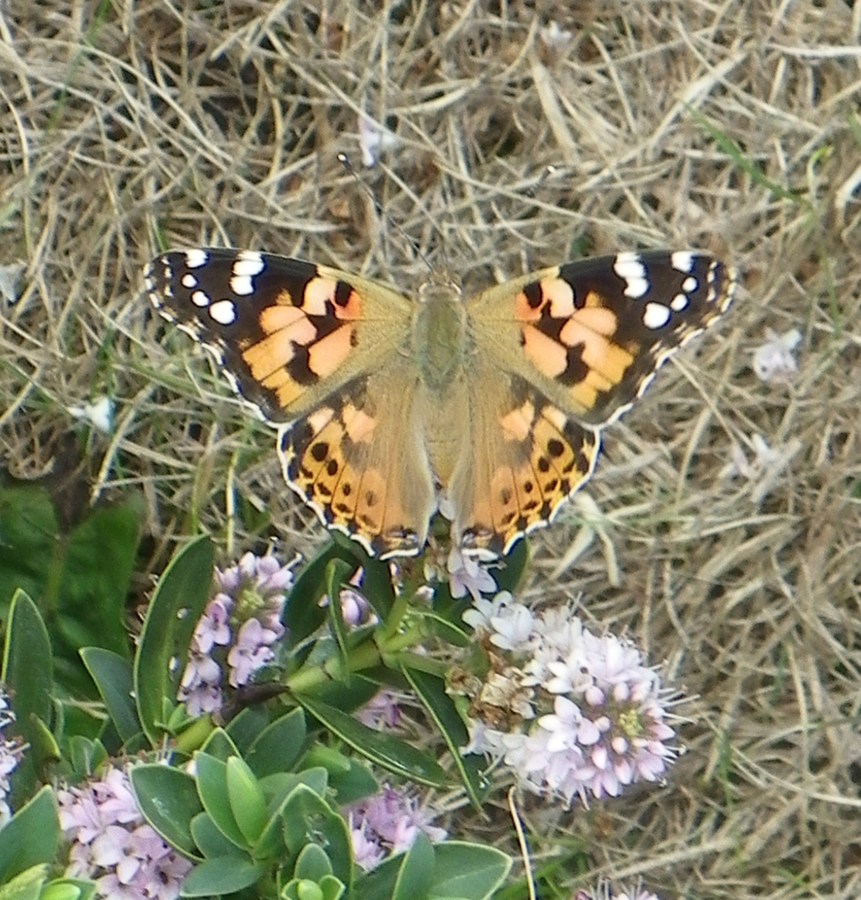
[337,152,436,277]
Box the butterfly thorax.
[412,280,468,394]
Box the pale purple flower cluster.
[0,692,24,827]
[178,552,294,717]
[460,593,678,806]
[347,785,447,872]
[57,766,192,898]
[356,690,402,731]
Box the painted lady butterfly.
[146,248,736,559]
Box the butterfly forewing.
[468,250,736,428]
[145,248,411,424]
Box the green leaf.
[245,707,307,778]
[226,757,267,845]
[54,498,141,692]
[199,728,240,762]
[2,591,53,724]
[358,842,511,900]
[39,879,98,900]
[129,764,202,856]
[193,753,247,850]
[281,785,352,886]
[0,482,142,700]
[80,648,140,743]
[180,856,265,896]
[0,863,46,900]
[326,757,377,807]
[224,705,271,755]
[2,591,55,804]
[494,539,528,593]
[294,843,333,881]
[401,668,486,808]
[0,787,60,883]
[324,558,356,676]
[66,736,108,778]
[428,843,512,898]
[393,832,434,900]
[283,543,343,649]
[190,811,240,859]
[134,537,214,744]
[299,697,448,788]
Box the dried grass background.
[2,1,861,897]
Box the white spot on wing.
[181,273,197,288]
[682,275,698,292]
[613,253,649,298]
[234,251,265,276]
[671,251,695,273]
[191,290,210,307]
[670,293,689,311]
[185,249,208,269]
[209,299,237,325]
[230,274,254,295]
[643,302,671,330]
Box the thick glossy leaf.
[282,542,343,648]
[358,842,511,900]
[0,863,46,900]
[129,764,202,856]
[80,648,140,743]
[2,591,54,804]
[226,757,267,845]
[39,879,98,900]
[224,705,271,755]
[401,668,486,808]
[245,707,307,778]
[299,696,448,788]
[294,843,333,881]
[0,787,59,882]
[392,832,434,900]
[190,811,239,859]
[134,537,214,744]
[180,856,265,897]
[326,757,377,807]
[193,753,246,850]
[200,728,240,762]
[281,785,352,886]
[325,558,355,670]
[427,843,512,898]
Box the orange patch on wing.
[243,332,302,380]
[521,326,568,378]
[539,277,576,317]
[514,291,542,322]
[302,277,339,315]
[334,288,362,320]
[260,303,314,338]
[341,404,377,443]
[499,400,536,442]
[307,326,355,378]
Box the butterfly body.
[146,247,735,559]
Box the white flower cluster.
[460,593,678,806]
